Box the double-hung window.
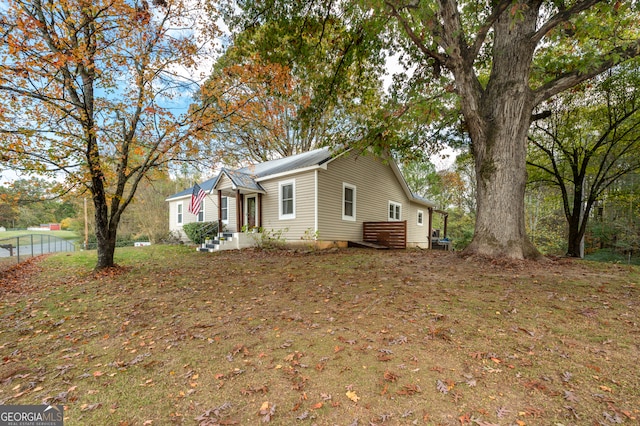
[197,203,204,222]
[342,183,356,221]
[177,203,183,225]
[388,201,402,221]
[417,210,424,226]
[279,180,295,220]
[220,197,228,223]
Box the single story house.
[166,147,447,250]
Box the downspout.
[314,170,318,238]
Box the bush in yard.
[183,222,220,244]
[249,227,288,250]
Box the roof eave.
[165,194,191,202]
[254,163,328,182]
[230,185,267,194]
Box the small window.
[388,201,401,221]
[177,203,183,224]
[342,183,356,221]
[197,202,204,222]
[279,180,295,219]
[221,197,228,222]
[417,210,424,226]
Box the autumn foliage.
[198,55,315,164]
[0,0,221,269]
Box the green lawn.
[1,246,638,425]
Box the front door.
[246,196,257,229]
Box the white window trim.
[220,196,229,224]
[279,179,296,220]
[342,183,356,221]
[417,209,424,226]
[388,200,402,221]
[177,202,183,225]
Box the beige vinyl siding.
[218,196,233,230]
[183,195,212,223]
[168,198,188,234]
[405,203,430,247]
[317,153,411,241]
[210,198,237,233]
[202,194,236,232]
[260,171,316,240]
[216,174,234,192]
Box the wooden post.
[217,190,223,234]
[428,207,433,249]
[443,213,448,238]
[235,190,242,232]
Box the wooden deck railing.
[363,221,407,249]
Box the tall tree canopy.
[227,0,640,259]
[0,0,221,269]
[196,15,387,165]
[528,61,640,258]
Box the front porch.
[213,168,267,234]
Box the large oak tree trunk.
[465,110,542,259]
[453,0,544,260]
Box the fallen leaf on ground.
[345,390,360,402]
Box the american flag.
[187,183,207,214]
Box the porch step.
[195,232,256,252]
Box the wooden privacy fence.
[363,221,407,249]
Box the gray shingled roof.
[166,147,334,200]
[165,175,219,200]
[223,169,266,192]
[236,147,333,177]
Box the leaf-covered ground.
[0,246,639,425]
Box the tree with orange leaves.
[0,0,221,269]
[195,17,387,166]
[200,56,315,164]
